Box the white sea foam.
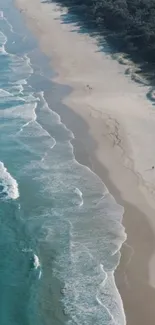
[0,101,37,120]
[14,79,27,86]
[55,234,126,325]
[0,10,14,33]
[19,90,126,325]
[74,187,83,206]
[39,110,126,325]
[0,89,12,97]
[11,84,24,95]
[10,58,33,78]
[0,28,126,323]
[23,54,34,75]
[33,254,40,269]
[22,248,32,253]
[0,45,6,55]
[4,17,14,33]
[97,271,126,325]
[13,102,37,134]
[0,29,7,56]
[22,249,42,279]
[41,138,56,162]
[16,100,57,139]
[32,253,42,279]
[0,31,7,46]
[38,91,74,139]
[0,161,19,200]
[5,52,34,84]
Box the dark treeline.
[47,0,155,79]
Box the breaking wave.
[0,161,19,200]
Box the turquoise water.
[0,2,126,324]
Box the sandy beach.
[14,0,155,324]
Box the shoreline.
[44,83,155,325]
[14,0,155,324]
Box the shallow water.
[0,1,126,324]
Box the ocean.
[0,1,126,324]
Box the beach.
[13,0,155,324]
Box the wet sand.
[45,85,155,325]
[15,0,155,324]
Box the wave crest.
[0,161,19,200]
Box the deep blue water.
[0,1,126,324]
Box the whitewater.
[0,1,126,325]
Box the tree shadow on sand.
[41,0,155,88]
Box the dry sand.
[15,0,155,324]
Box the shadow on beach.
[41,0,155,106]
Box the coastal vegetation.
[47,0,155,80]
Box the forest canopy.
[52,0,155,74]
